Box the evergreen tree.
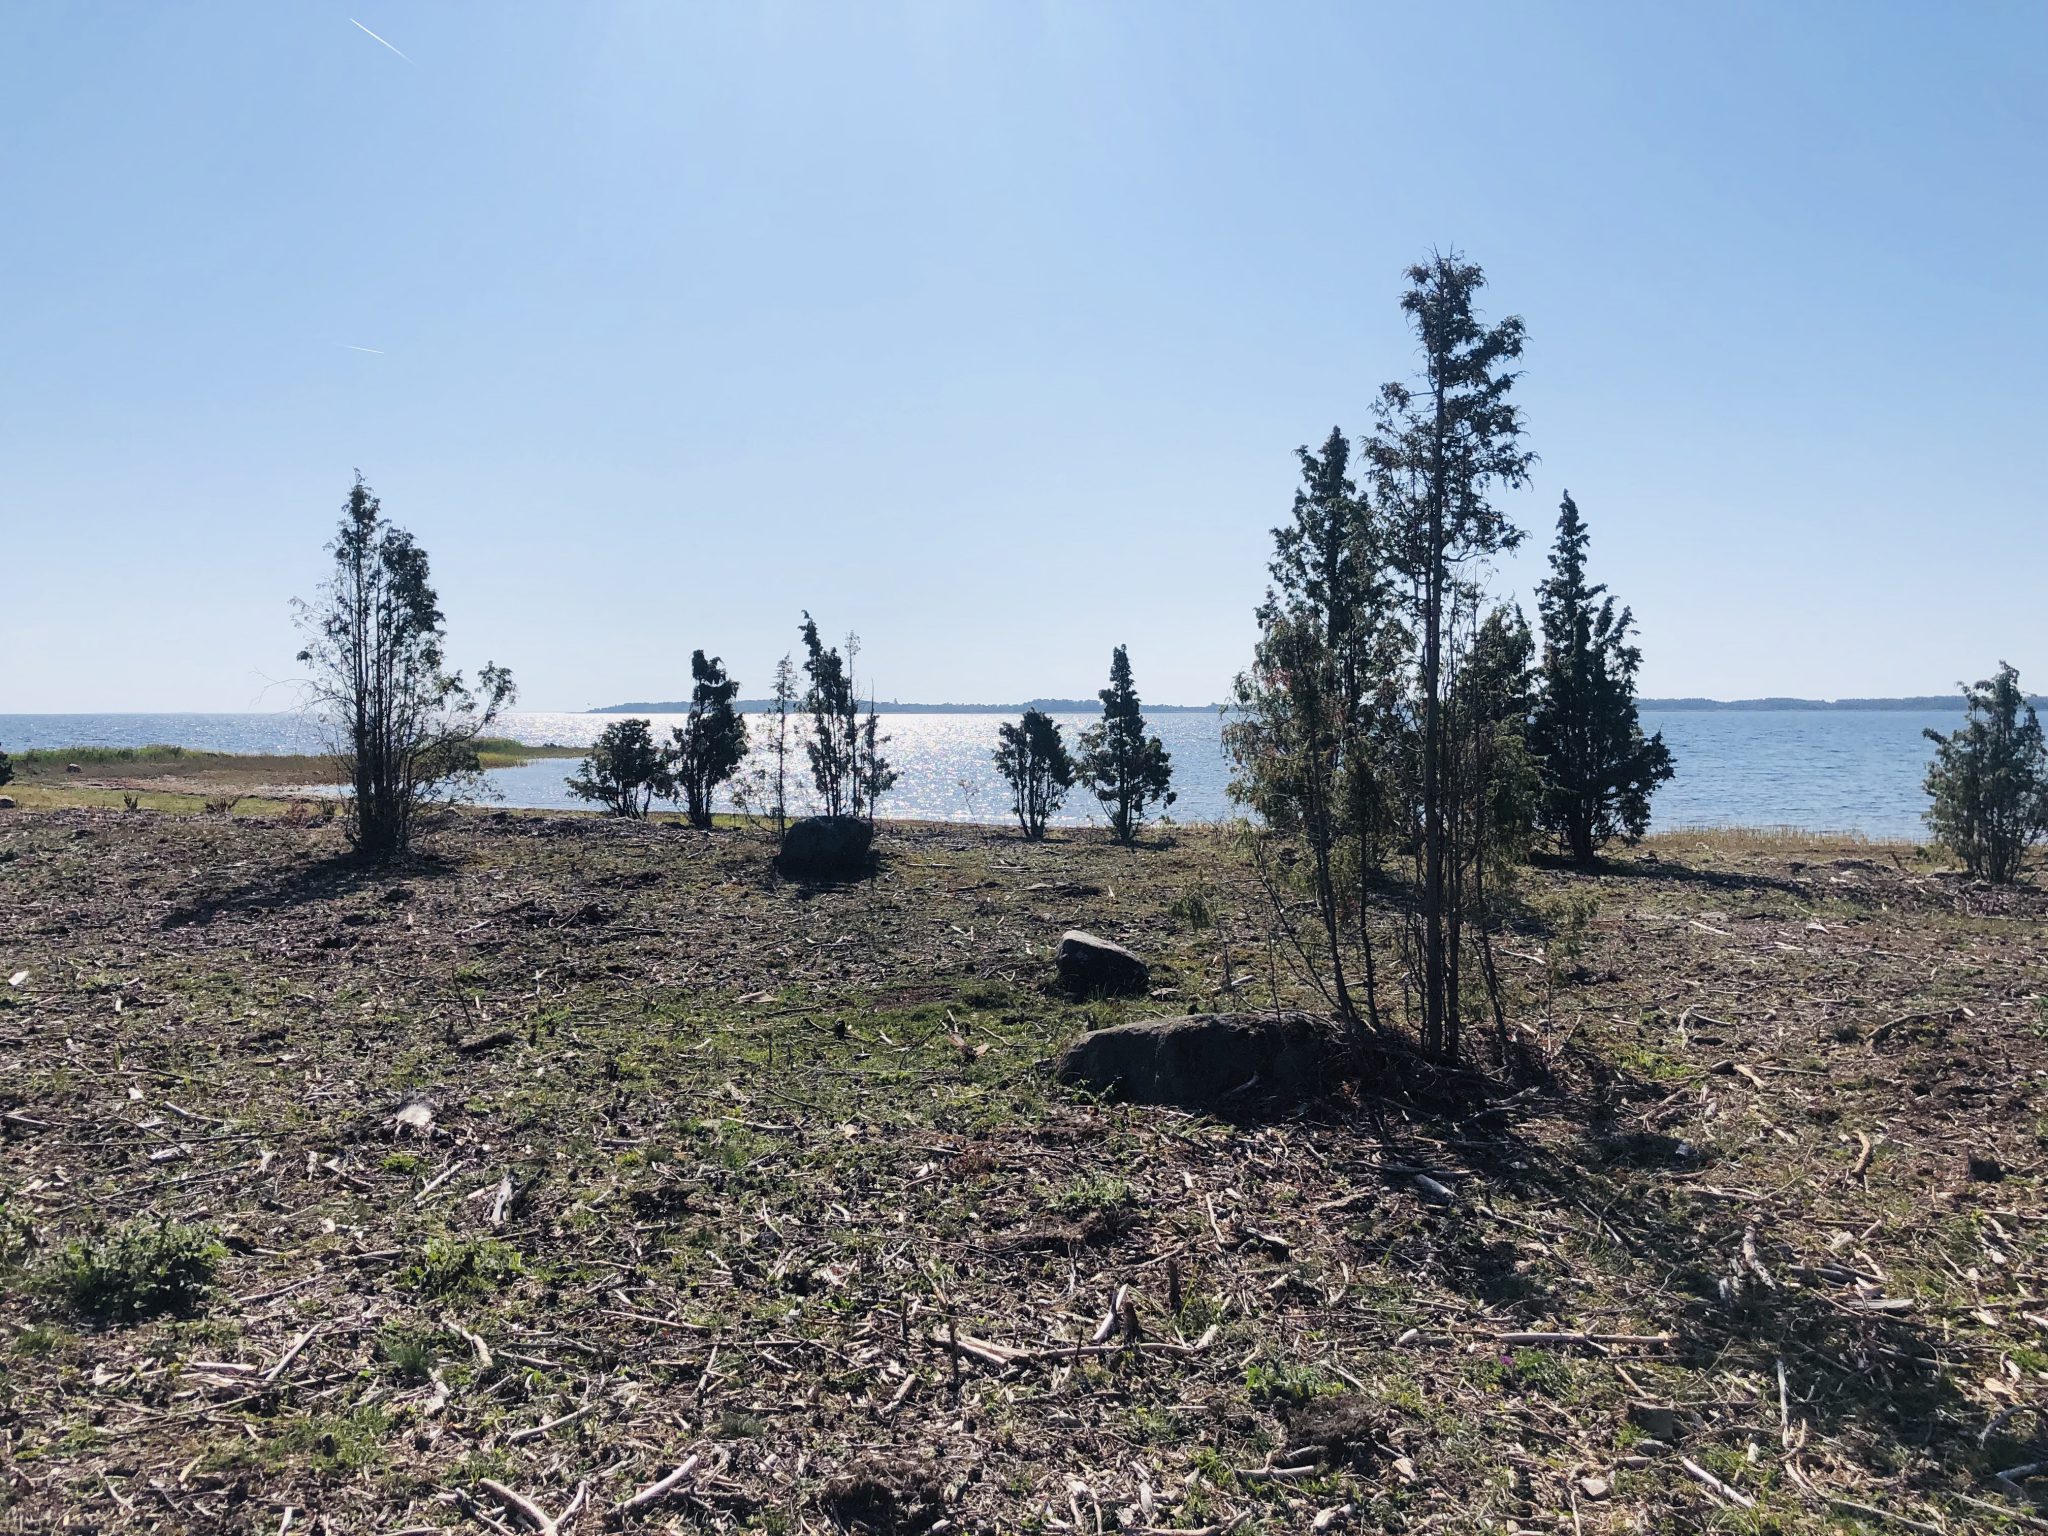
[1227,427,1402,1023]
[1078,646,1175,845]
[566,717,669,818]
[669,650,748,830]
[1528,493,1674,866]
[1363,253,1533,1061]
[994,708,1077,839]
[295,474,515,862]
[858,699,898,822]
[798,614,859,818]
[0,744,12,788]
[769,653,796,834]
[1923,663,2048,883]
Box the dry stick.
[878,1371,916,1418]
[489,1171,515,1227]
[261,1325,321,1385]
[507,1403,594,1445]
[614,1454,701,1515]
[1090,1286,1128,1346]
[415,1159,466,1204]
[1821,1496,1944,1535]
[1487,1330,1670,1350]
[1678,1456,1754,1510]
[478,1479,558,1534]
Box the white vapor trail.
[339,344,385,355]
[349,18,412,63]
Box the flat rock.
[1055,1011,1333,1108]
[0,796,15,810]
[776,815,875,879]
[1055,930,1148,996]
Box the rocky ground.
[1,806,2044,1534]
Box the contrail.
[339,344,386,355]
[349,18,412,63]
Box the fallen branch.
[1678,1456,1754,1509]
[614,1454,700,1515]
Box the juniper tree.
[858,699,898,822]
[1362,253,1534,1062]
[994,708,1077,839]
[1227,428,1401,1023]
[295,474,515,862]
[1527,493,1674,867]
[1079,646,1175,845]
[798,614,859,818]
[1923,663,2048,883]
[566,717,669,819]
[668,650,749,830]
[768,653,796,833]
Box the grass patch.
[39,1221,224,1325]
[403,1236,524,1298]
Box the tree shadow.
[1328,1047,2004,1490]
[161,850,459,928]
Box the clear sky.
[3,2,2043,712]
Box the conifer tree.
[566,717,669,819]
[994,708,1077,839]
[1079,646,1175,845]
[1528,493,1674,866]
[0,744,12,789]
[1227,427,1401,1023]
[768,654,796,834]
[798,614,859,818]
[668,650,748,830]
[296,474,515,862]
[1363,254,1533,1061]
[1923,663,2048,883]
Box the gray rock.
[1055,1011,1333,1108]
[1055,930,1149,996]
[0,796,14,809]
[776,814,875,879]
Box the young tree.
[295,474,514,863]
[668,650,749,830]
[1923,663,2048,883]
[857,699,897,822]
[1527,493,1675,866]
[1363,253,1534,1061]
[769,653,796,834]
[994,708,1077,839]
[1079,646,1175,845]
[1227,428,1402,1023]
[566,717,669,818]
[798,614,859,818]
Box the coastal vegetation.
[1077,645,1177,845]
[2,254,2043,1536]
[1923,662,2048,883]
[294,474,515,862]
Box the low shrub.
[42,1220,224,1325]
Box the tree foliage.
[295,474,514,862]
[1923,663,2048,883]
[1227,428,1402,1023]
[1079,646,1175,845]
[798,614,893,822]
[0,744,12,788]
[1528,493,1675,865]
[994,708,1077,839]
[566,717,668,819]
[669,650,748,830]
[1362,253,1534,1061]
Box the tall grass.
[19,744,190,766]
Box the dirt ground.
[1,805,2044,1534]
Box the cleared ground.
[1,805,2044,1534]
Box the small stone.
[1578,1475,1610,1500]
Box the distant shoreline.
[591,695,2015,715]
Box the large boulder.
[0,797,14,810]
[776,815,875,879]
[1056,930,1149,996]
[1055,1011,1334,1108]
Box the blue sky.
[3,2,2043,712]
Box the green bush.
[42,1221,224,1325]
